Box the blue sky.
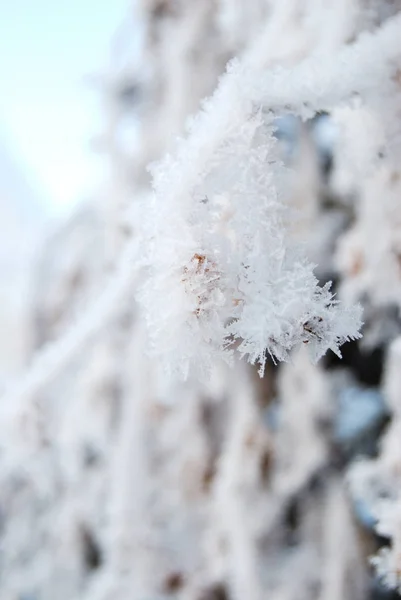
[0,0,130,215]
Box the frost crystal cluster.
[140,108,362,378]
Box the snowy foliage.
[139,109,362,379]
[2,1,401,599]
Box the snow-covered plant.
[3,2,401,599]
[135,10,401,378]
[138,106,362,379]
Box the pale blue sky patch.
[0,0,130,214]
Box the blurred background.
[1,1,401,600]
[0,0,128,378]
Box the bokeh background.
[1,2,401,600]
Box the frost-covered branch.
[133,13,401,378]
